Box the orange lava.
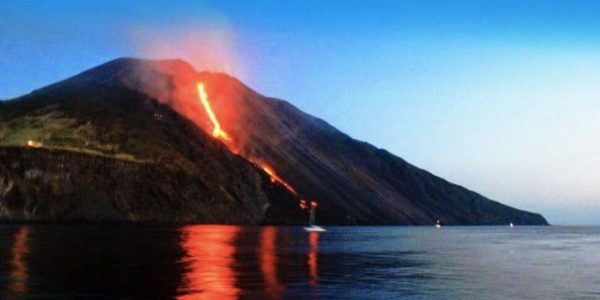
[299,200,308,210]
[196,83,307,203]
[197,83,230,141]
[260,164,298,195]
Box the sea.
[0,225,598,299]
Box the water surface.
[0,225,598,299]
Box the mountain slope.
[197,70,547,225]
[0,74,298,223]
[0,57,548,225]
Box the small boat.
[305,225,326,232]
[510,222,514,228]
[304,201,326,232]
[435,219,442,229]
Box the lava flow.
[196,82,298,194]
[196,82,311,208]
[259,163,298,195]
[196,83,230,141]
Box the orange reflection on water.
[308,232,320,286]
[260,227,283,294]
[9,226,30,295]
[177,225,240,300]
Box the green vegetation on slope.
[0,85,204,168]
[0,108,137,160]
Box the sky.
[1,0,599,224]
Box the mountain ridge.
[0,57,548,225]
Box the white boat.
[304,201,326,232]
[305,225,326,232]
[510,222,514,228]
[435,220,442,228]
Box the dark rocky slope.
[0,58,548,225]
[0,81,298,223]
[201,77,548,225]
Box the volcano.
[0,58,548,225]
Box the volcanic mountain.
[0,58,548,225]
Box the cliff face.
[0,57,548,225]
[0,147,263,223]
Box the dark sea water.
[0,225,598,299]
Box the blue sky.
[1,0,599,224]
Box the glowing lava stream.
[197,83,230,141]
[260,164,298,195]
[196,82,300,197]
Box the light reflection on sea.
[0,225,598,299]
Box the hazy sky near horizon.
[1,0,599,224]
